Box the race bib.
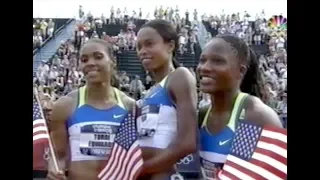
[200,158,223,180]
[137,105,160,137]
[79,124,119,157]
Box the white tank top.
[136,74,177,149]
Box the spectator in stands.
[116,8,123,24]
[129,75,144,99]
[48,66,59,85]
[253,28,262,45]
[78,5,84,20]
[198,93,211,109]
[91,31,99,38]
[277,93,287,127]
[40,19,48,39]
[33,32,43,48]
[178,31,187,54]
[95,18,103,29]
[139,8,143,19]
[118,34,127,51]
[123,7,129,22]
[119,71,130,91]
[127,29,137,50]
[189,30,197,54]
[193,9,198,22]
[37,61,49,80]
[108,7,115,24]
[101,14,106,24]
[144,73,153,90]
[34,19,41,36]
[47,19,55,37]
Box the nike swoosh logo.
[113,114,124,118]
[219,139,231,146]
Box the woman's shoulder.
[118,89,136,111]
[50,90,78,123]
[244,95,283,128]
[167,67,197,92]
[170,67,196,83]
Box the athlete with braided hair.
[197,35,283,179]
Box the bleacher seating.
[201,20,270,56]
[88,19,202,77]
[33,18,72,53]
[33,18,71,32]
[117,50,144,77]
[87,19,148,37]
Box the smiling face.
[196,38,243,94]
[136,27,174,71]
[79,41,114,84]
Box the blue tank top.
[67,86,129,161]
[137,74,178,149]
[199,93,248,179]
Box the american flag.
[33,94,49,145]
[219,121,287,180]
[98,108,143,180]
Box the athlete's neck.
[211,89,240,112]
[151,62,174,83]
[86,82,113,101]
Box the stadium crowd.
[33,6,287,127]
[33,19,56,49]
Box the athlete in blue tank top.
[197,35,283,180]
[136,19,198,180]
[47,39,135,180]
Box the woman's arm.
[48,93,75,171]
[141,67,198,174]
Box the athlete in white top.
[136,19,198,180]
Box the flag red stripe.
[107,145,124,179]
[263,126,287,135]
[33,122,46,128]
[33,138,48,145]
[255,147,287,165]
[220,169,241,180]
[132,162,143,180]
[132,167,143,180]
[123,146,142,180]
[102,145,142,180]
[127,147,143,180]
[118,146,139,180]
[33,130,48,136]
[101,144,119,179]
[99,144,118,178]
[224,160,264,179]
[259,136,287,150]
[250,156,286,180]
[114,149,129,180]
[111,149,126,179]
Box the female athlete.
[197,35,283,179]
[136,19,198,179]
[46,38,135,180]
